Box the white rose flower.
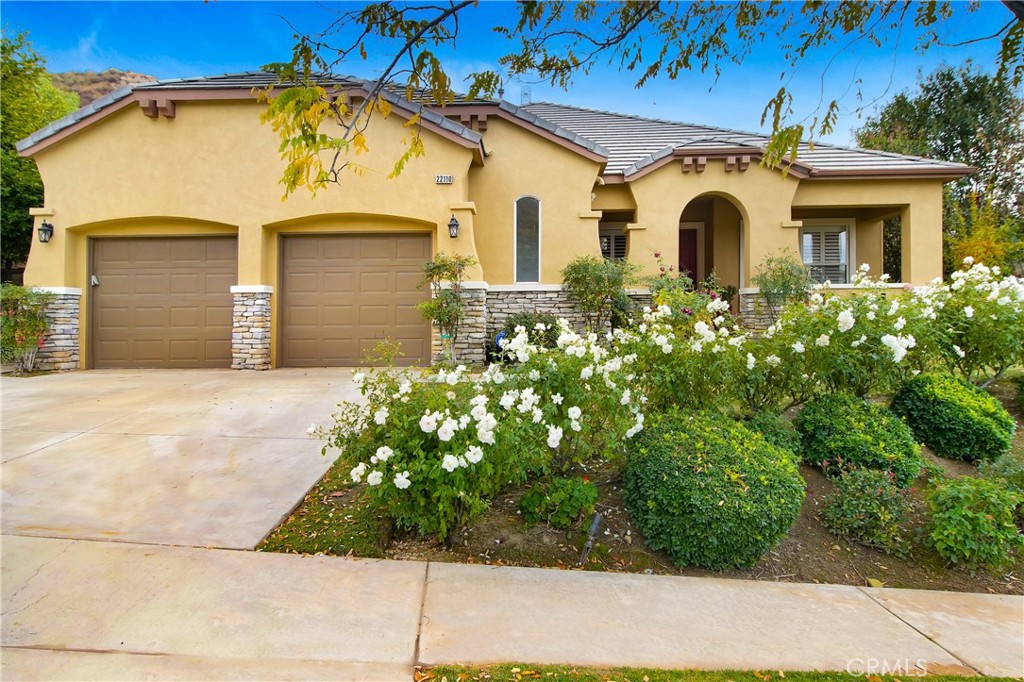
[747,353,756,370]
[551,393,564,405]
[620,389,632,406]
[398,381,412,395]
[477,427,496,445]
[470,394,488,407]
[893,317,906,331]
[465,446,484,464]
[792,341,805,354]
[367,470,383,487]
[816,334,830,347]
[437,418,459,442]
[393,471,411,489]
[546,425,564,449]
[376,446,393,461]
[419,412,439,433]
[532,407,544,424]
[866,311,876,320]
[441,454,460,472]
[350,462,367,483]
[570,420,582,432]
[765,354,781,367]
[963,256,974,265]
[471,404,488,421]
[306,423,319,437]
[374,406,389,425]
[352,371,366,387]
[837,309,855,332]
[953,344,966,359]
[567,405,582,420]
[528,369,541,381]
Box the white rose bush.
[316,321,643,543]
[312,259,1023,546]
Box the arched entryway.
[678,193,746,296]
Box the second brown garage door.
[91,236,237,369]
[281,234,431,366]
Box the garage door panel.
[395,236,431,259]
[359,271,391,294]
[282,234,430,367]
[358,305,390,326]
[91,237,237,368]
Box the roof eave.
[806,166,976,181]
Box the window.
[515,196,540,282]
[599,230,627,260]
[800,221,853,284]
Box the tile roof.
[19,71,973,180]
[520,102,973,178]
[17,71,485,153]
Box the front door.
[678,222,704,283]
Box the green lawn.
[420,665,1017,682]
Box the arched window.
[515,196,540,282]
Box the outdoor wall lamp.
[37,221,54,244]
[448,215,460,239]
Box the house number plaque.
[435,174,454,184]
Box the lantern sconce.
[447,215,460,239]
[38,221,54,244]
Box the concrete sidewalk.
[2,535,1022,681]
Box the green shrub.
[821,469,910,555]
[519,476,598,528]
[500,311,559,350]
[890,373,1015,463]
[1018,380,1024,411]
[560,255,638,331]
[745,411,801,454]
[926,476,1023,573]
[795,394,922,487]
[749,250,814,322]
[980,453,1024,525]
[624,412,805,570]
[0,284,53,374]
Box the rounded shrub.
[890,373,1015,463]
[795,394,922,487]
[745,411,801,454]
[624,412,805,570]
[926,476,1023,573]
[821,469,910,556]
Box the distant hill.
[51,69,158,107]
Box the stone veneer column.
[433,286,488,365]
[230,285,272,370]
[32,287,81,371]
[739,290,774,329]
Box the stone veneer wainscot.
[32,287,81,371]
[230,286,272,370]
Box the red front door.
[679,229,698,280]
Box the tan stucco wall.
[711,197,741,291]
[25,100,479,289]
[792,179,944,283]
[628,160,801,285]
[469,117,604,284]
[24,99,480,367]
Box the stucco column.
[856,218,884,277]
[441,203,484,280]
[900,200,943,284]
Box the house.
[17,72,971,370]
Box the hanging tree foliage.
[258,1,1024,197]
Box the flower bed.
[262,259,1024,591]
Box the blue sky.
[1,1,1016,145]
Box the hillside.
[51,68,157,106]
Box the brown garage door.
[281,234,431,366]
[90,237,237,369]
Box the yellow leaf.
[378,97,393,119]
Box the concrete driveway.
[1,369,359,549]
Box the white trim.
[436,280,489,290]
[739,283,906,295]
[488,283,562,292]
[513,195,541,284]
[679,221,705,282]
[230,285,273,294]
[30,286,81,295]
